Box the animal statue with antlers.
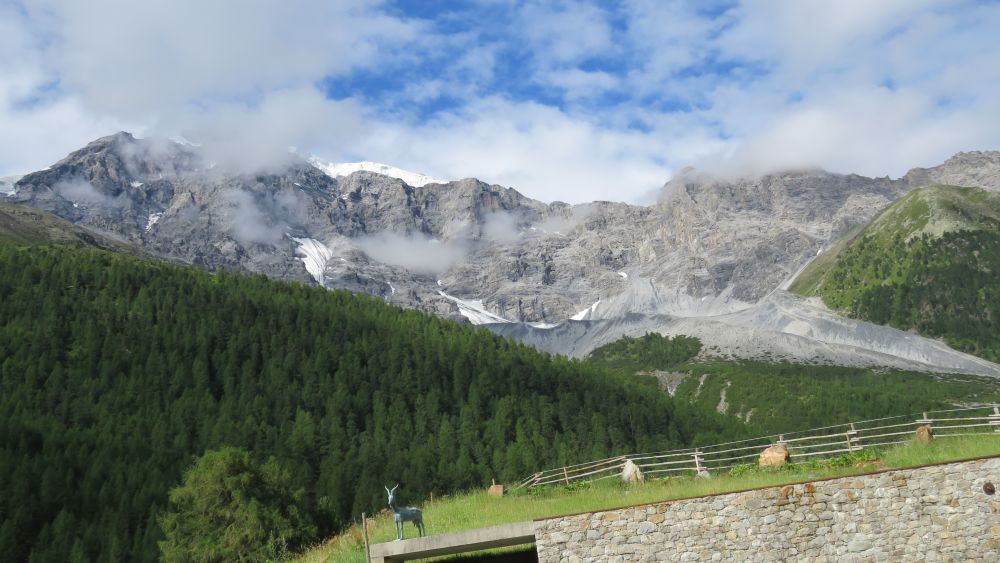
[385,485,425,540]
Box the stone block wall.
[534,456,1000,562]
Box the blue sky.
[2,0,1000,202]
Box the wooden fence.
[515,404,1000,489]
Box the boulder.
[759,444,790,467]
[621,459,644,484]
[915,425,934,444]
[488,479,504,497]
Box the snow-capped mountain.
[8,132,1000,375]
[309,158,442,187]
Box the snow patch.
[170,135,201,147]
[617,271,628,279]
[528,321,560,329]
[388,282,396,295]
[571,299,601,321]
[130,181,144,188]
[310,158,443,187]
[1,175,22,194]
[438,291,513,325]
[145,213,163,232]
[292,237,334,285]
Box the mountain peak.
[904,151,1000,192]
[88,131,138,148]
[309,158,443,187]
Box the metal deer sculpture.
[385,485,425,540]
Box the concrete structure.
[369,521,536,562]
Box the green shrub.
[158,448,315,562]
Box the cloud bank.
[2,1,999,203]
[356,232,468,275]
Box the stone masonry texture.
[533,456,1000,562]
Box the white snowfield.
[145,213,163,232]
[437,291,513,325]
[309,159,443,187]
[292,237,335,285]
[0,175,21,194]
[571,299,602,321]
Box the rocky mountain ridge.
[6,132,1000,374]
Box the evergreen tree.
[158,448,314,562]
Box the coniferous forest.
[819,229,1000,362]
[795,186,1000,363]
[0,243,746,562]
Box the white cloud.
[0,3,131,175]
[547,69,620,99]
[221,189,286,245]
[714,86,1000,177]
[356,231,468,274]
[352,98,675,203]
[518,1,615,66]
[700,0,1000,176]
[621,0,722,87]
[172,88,367,174]
[0,0,415,175]
[3,0,1000,204]
[26,0,419,118]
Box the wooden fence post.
[514,407,1000,491]
[362,512,371,563]
[846,423,857,452]
[693,449,707,476]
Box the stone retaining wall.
[534,456,1000,562]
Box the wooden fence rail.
[514,405,1000,489]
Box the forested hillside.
[587,334,1000,435]
[0,243,746,562]
[790,185,1000,361]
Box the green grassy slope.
[789,185,1000,362]
[0,243,748,562]
[298,436,1000,562]
[0,202,138,251]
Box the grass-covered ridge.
[0,243,749,562]
[0,202,138,250]
[298,436,1000,563]
[789,185,1000,362]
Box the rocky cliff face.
[7,132,1000,373]
[8,133,904,323]
[902,151,1000,193]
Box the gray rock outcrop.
[7,132,1000,374]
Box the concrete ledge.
[369,521,536,562]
